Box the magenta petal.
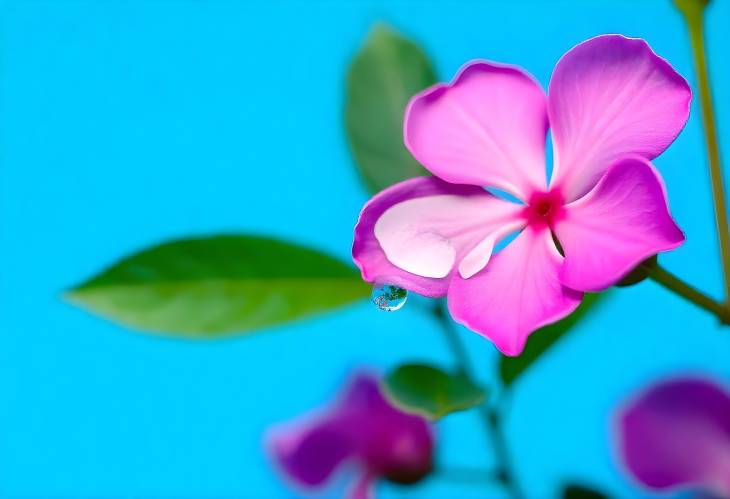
[548,35,691,201]
[268,374,434,494]
[617,378,730,496]
[374,189,524,280]
[269,418,356,488]
[555,156,685,292]
[337,371,392,414]
[404,61,549,200]
[447,226,582,356]
[267,376,375,489]
[340,375,434,481]
[353,176,521,297]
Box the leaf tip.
[368,21,396,39]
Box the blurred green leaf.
[615,255,657,287]
[345,23,436,193]
[562,484,609,499]
[500,293,604,387]
[384,363,486,420]
[66,235,369,337]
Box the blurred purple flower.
[266,373,434,498]
[617,377,730,497]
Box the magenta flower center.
[524,191,564,227]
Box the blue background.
[1,0,729,497]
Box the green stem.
[431,302,524,499]
[675,0,730,304]
[645,262,729,322]
[433,304,475,376]
[483,406,522,498]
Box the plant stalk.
[432,303,524,499]
[675,0,730,305]
[645,262,729,322]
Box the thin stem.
[431,301,524,499]
[432,303,474,376]
[675,0,730,304]
[484,407,522,499]
[645,262,729,322]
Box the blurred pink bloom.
[266,373,434,499]
[353,35,689,355]
[617,377,730,496]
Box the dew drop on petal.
[372,284,408,312]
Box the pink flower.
[353,35,689,356]
[266,373,434,499]
[616,377,730,496]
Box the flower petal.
[338,372,391,414]
[617,378,730,496]
[268,373,433,495]
[374,192,523,279]
[548,35,691,202]
[404,61,549,199]
[268,418,356,488]
[354,176,523,297]
[555,156,684,292]
[447,226,582,356]
[457,220,526,279]
[341,374,433,482]
[267,375,381,489]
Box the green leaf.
[500,293,605,387]
[562,484,609,499]
[345,23,437,193]
[66,235,370,337]
[384,363,486,420]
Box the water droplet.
[372,284,408,312]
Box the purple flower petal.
[269,418,357,488]
[617,378,730,496]
[268,373,434,495]
[336,374,434,481]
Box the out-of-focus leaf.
[562,484,609,499]
[66,235,369,337]
[616,255,657,287]
[345,23,436,193]
[500,293,605,387]
[384,363,486,420]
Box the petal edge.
[353,176,522,297]
[448,226,582,356]
[549,34,691,201]
[555,155,685,292]
[404,60,549,200]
